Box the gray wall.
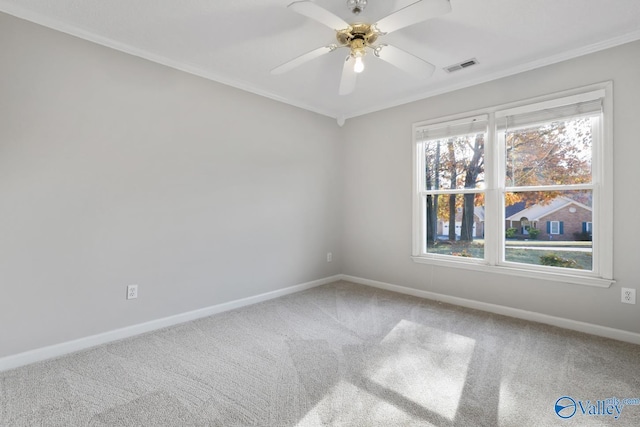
[0,13,343,358]
[342,40,640,334]
[2,11,639,360]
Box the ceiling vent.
[444,58,478,73]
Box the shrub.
[528,228,540,239]
[453,250,472,257]
[573,231,592,241]
[539,253,579,268]
[506,228,517,238]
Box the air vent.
[444,58,478,73]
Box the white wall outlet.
[327,252,332,262]
[621,288,636,304]
[127,284,138,300]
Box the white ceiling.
[2,0,640,121]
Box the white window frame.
[549,221,561,235]
[412,82,614,288]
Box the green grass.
[505,248,592,270]
[427,241,485,258]
[426,240,593,270]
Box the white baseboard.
[4,273,638,372]
[339,274,640,346]
[0,275,341,372]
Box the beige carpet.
[1,280,639,426]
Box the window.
[548,221,561,235]
[415,115,487,259]
[412,84,613,287]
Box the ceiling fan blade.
[374,45,436,78]
[288,1,350,31]
[339,56,357,95]
[375,0,451,34]
[271,45,337,75]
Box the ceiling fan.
[271,0,452,95]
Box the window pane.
[426,193,484,259]
[504,190,592,271]
[424,133,485,191]
[505,116,593,187]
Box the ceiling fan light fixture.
[349,38,366,73]
[346,0,368,15]
[353,56,365,73]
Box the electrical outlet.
[127,284,138,300]
[621,288,636,304]
[327,252,332,262]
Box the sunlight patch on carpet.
[370,319,475,421]
[295,380,433,426]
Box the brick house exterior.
[505,197,592,241]
[537,204,592,241]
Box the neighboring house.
[505,201,526,220]
[505,197,592,241]
[439,206,485,239]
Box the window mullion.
[484,112,499,266]
[420,188,484,196]
[505,184,595,193]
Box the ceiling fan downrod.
[346,0,368,15]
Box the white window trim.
[411,82,614,288]
[550,221,561,235]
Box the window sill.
[411,255,614,288]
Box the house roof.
[505,201,526,218]
[505,197,592,221]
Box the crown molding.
[2,2,639,121]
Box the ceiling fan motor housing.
[336,23,378,50]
